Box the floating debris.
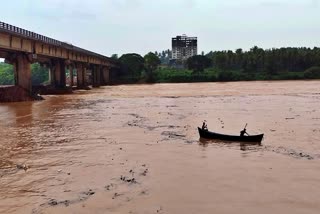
[16,164,28,171]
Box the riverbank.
[0,86,37,102]
[156,67,320,83]
[0,86,74,103]
[0,85,93,103]
[115,67,320,84]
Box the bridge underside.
[0,50,112,94]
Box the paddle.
[243,123,250,136]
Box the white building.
[172,35,197,61]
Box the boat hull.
[198,127,264,143]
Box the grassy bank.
[151,68,308,83]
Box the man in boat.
[202,121,208,131]
[240,128,249,137]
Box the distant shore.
[115,67,320,84]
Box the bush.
[186,55,212,72]
[217,71,236,81]
[153,68,218,83]
[276,72,304,80]
[304,67,320,79]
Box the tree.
[186,55,212,73]
[111,54,118,59]
[0,63,49,85]
[144,52,161,71]
[118,53,145,78]
[0,63,14,85]
[304,66,320,79]
[236,48,243,55]
[144,52,161,82]
[217,70,235,81]
[31,63,49,85]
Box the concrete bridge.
[0,21,118,94]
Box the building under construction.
[171,35,197,61]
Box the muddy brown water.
[0,81,320,214]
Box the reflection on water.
[198,138,263,153]
[0,81,320,214]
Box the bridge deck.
[0,21,117,66]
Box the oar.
[243,123,250,136]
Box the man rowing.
[202,121,208,131]
[240,128,249,137]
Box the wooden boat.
[198,127,264,143]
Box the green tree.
[31,63,49,85]
[0,63,49,85]
[304,66,320,79]
[118,53,145,82]
[0,63,14,85]
[111,54,118,59]
[186,55,212,72]
[144,52,161,82]
[144,52,161,71]
[217,70,235,81]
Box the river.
[0,81,320,214]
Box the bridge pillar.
[92,65,101,87]
[69,65,74,87]
[76,63,86,88]
[52,59,66,88]
[13,53,32,92]
[48,67,54,85]
[96,66,101,86]
[84,66,89,86]
[101,67,110,85]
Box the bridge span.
[0,21,118,94]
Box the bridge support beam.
[49,67,54,85]
[76,63,86,88]
[51,59,66,88]
[69,65,74,87]
[92,65,101,88]
[101,67,110,85]
[13,53,32,92]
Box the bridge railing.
[0,21,117,64]
[0,21,62,46]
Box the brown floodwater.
[0,81,320,214]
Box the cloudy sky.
[1,0,319,56]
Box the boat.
[198,127,264,144]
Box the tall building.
[171,34,197,61]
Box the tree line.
[114,46,320,83]
[206,46,320,74]
[0,63,49,85]
[116,52,161,83]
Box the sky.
[1,0,319,57]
